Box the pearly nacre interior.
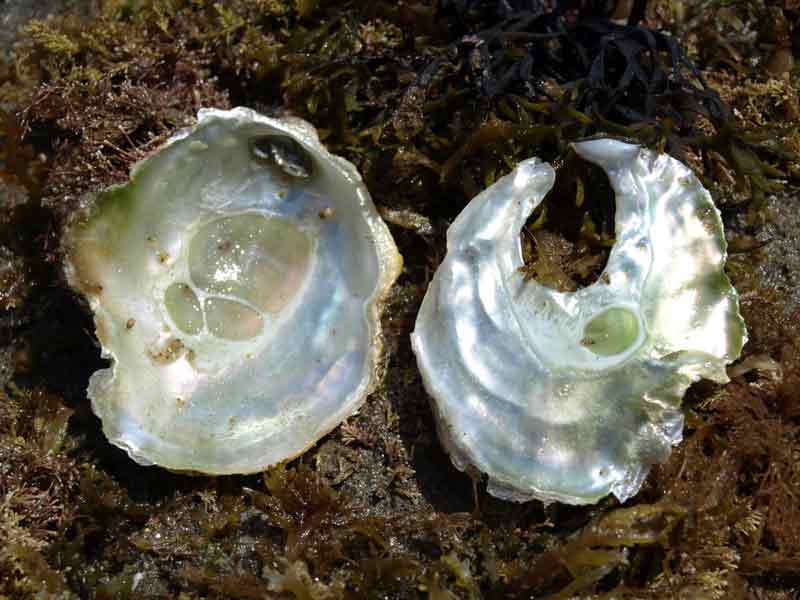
[412,139,747,505]
[65,108,402,474]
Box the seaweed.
[423,0,794,220]
[0,388,78,597]
[436,0,726,127]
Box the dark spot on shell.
[251,135,313,179]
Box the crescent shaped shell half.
[411,139,746,505]
[64,107,402,474]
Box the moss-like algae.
[1,0,800,598]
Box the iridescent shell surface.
[411,139,746,505]
[65,107,402,474]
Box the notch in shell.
[411,139,746,505]
[64,107,402,474]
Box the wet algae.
[1,0,800,597]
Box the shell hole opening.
[520,149,616,292]
[250,134,313,179]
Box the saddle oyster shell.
[64,107,402,474]
[411,139,746,505]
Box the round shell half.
[411,139,747,505]
[65,107,402,474]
